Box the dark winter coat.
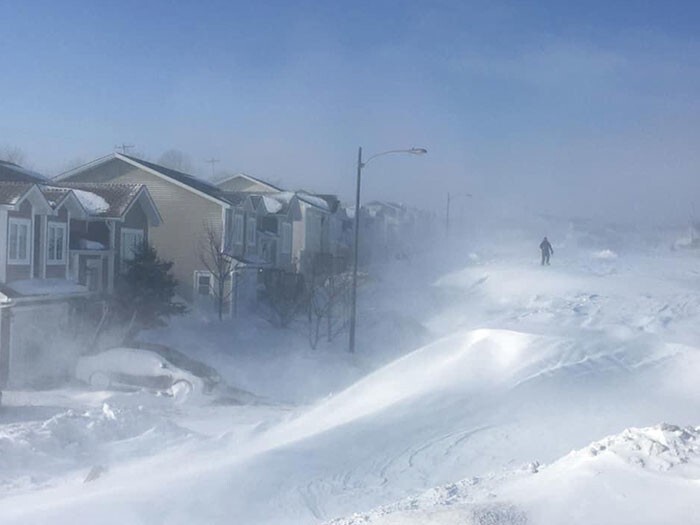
[539,239,553,255]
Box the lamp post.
[349,146,427,353]
[446,191,472,238]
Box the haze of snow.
[0,216,698,524]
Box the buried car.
[76,347,205,401]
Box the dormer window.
[8,218,31,265]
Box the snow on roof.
[0,161,49,183]
[296,191,330,211]
[71,189,110,214]
[262,195,283,214]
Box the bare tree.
[306,255,354,349]
[0,145,27,165]
[159,149,193,173]
[262,270,307,328]
[199,223,234,321]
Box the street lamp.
[349,146,427,353]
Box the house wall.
[0,210,7,282]
[292,204,308,271]
[4,301,74,388]
[63,159,224,301]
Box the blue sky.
[1,0,699,222]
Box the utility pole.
[446,192,451,238]
[115,143,135,154]
[349,147,363,354]
[205,158,220,178]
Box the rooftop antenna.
[205,158,220,178]
[115,143,135,154]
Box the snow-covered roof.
[53,183,161,224]
[71,189,109,214]
[296,192,330,211]
[0,160,49,183]
[262,195,283,214]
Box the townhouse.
[0,160,160,387]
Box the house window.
[121,228,144,262]
[246,217,256,247]
[8,218,31,264]
[195,272,212,296]
[47,222,67,264]
[234,214,244,245]
[281,222,292,254]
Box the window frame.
[194,270,213,297]
[120,227,145,263]
[46,221,67,265]
[8,217,32,265]
[246,217,257,247]
[234,214,244,245]
[281,222,292,255]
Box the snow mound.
[592,249,618,259]
[0,403,192,496]
[567,423,700,474]
[328,423,700,524]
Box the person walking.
[540,237,553,266]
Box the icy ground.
[1,220,699,524]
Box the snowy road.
[1,225,699,524]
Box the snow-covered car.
[76,347,204,401]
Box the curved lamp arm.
[361,147,427,168]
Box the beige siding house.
[56,153,238,302]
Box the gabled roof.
[251,191,301,219]
[57,153,231,207]
[214,172,283,192]
[0,182,54,214]
[216,191,249,207]
[120,154,228,202]
[39,187,88,219]
[0,182,34,205]
[55,182,161,224]
[0,161,49,183]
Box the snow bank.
[9,278,88,296]
[328,424,700,524]
[592,248,618,259]
[0,402,192,496]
